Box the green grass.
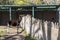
[0,29,7,37]
[25,34,36,40]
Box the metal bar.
[56,9,59,22]
[58,8,60,27]
[32,7,35,37]
[58,7,60,27]
[30,7,34,37]
[57,7,60,40]
[32,7,34,17]
[37,6,56,8]
[0,4,58,8]
[0,10,56,11]
[9,7,12,20]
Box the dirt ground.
[0,26,26,40]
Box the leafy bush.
[25,34,36,40]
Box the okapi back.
[8,20,17,26]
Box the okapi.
[7,15,23,27]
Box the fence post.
[57,7,60,40]
[32,7,34,17]
[9,7,12,20]
[30,7,34,37]
[59,10,60,27]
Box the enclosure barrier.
[0,5,60,40]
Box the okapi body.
[8,15,22,26]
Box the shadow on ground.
[4,34,25,40]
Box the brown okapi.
[7,15,23,27]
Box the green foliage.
[25,34,36,40]
[0,0,43,5]
[14,0,42,5]
[14,0,25,5]
[0,29,7,36]
[0,0,59,5]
